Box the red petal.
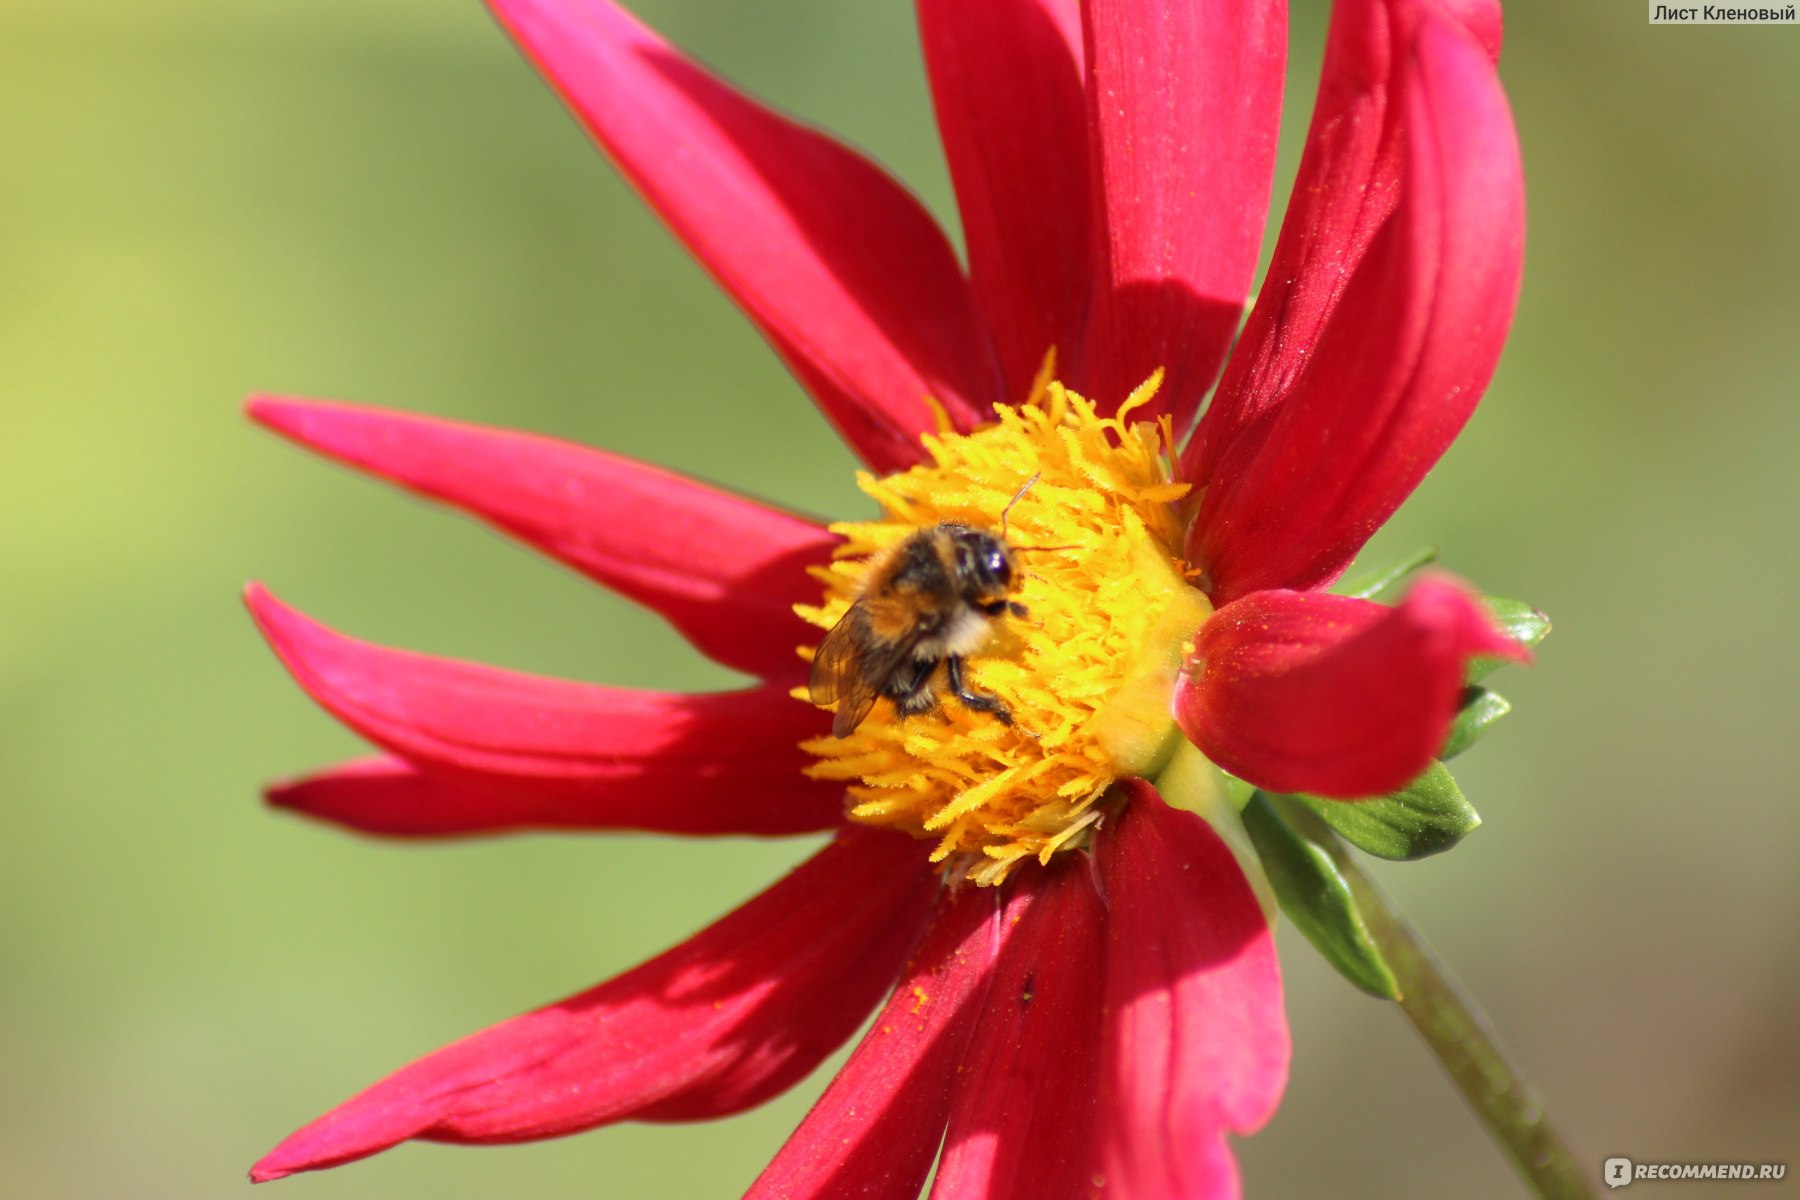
[1182,0,1503,490]
[1174,578,1527,799]
[1077,0,1286,424]
[747,885,1001,1200]
[1095,781,1289,1200]
[486,0,1002,470]
[919,0,1091,401]
[245,585,842,837]
[929,861,1105,1200]
[267,754,841,839]
[1189,14,1524,602]
[250,827,938,1181]
[249,396,831,683]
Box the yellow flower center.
[795,364,1215,885]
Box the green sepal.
[1335,546,1440,600]
[1296,762,1480,861]
[1223,772,1257,811]
[1242,792,1401,999]
[1469,596,1551,681]
[1441,687,1510,760]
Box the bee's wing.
[805,612,859,706]
[808,605,919,737]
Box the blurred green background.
[3,1,1796,1196]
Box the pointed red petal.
[250,827,938,1181]
[1190,14,1523,602]
[747,884,1001,1200]
[245,586,842,837]
[1183,0,1503,489]
[1095,781,1289,1200]
[1174,578,1527,799]
[929,862,1105,1200]
[1077,0,1286,423]
[486,0,1002,470]
[267,754,841,839]
[919,0,1091,401]
[250,396,830,682]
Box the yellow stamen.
[795,368,1214,885]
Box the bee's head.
[946,525,1020,600]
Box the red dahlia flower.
[247,0,1525,1195]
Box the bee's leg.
[892,687,939,719]
[945,656,1013,725]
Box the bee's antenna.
[999,472,1040,539]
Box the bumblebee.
[809,523,1028,737]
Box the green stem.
[1270,796,1596,1199]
